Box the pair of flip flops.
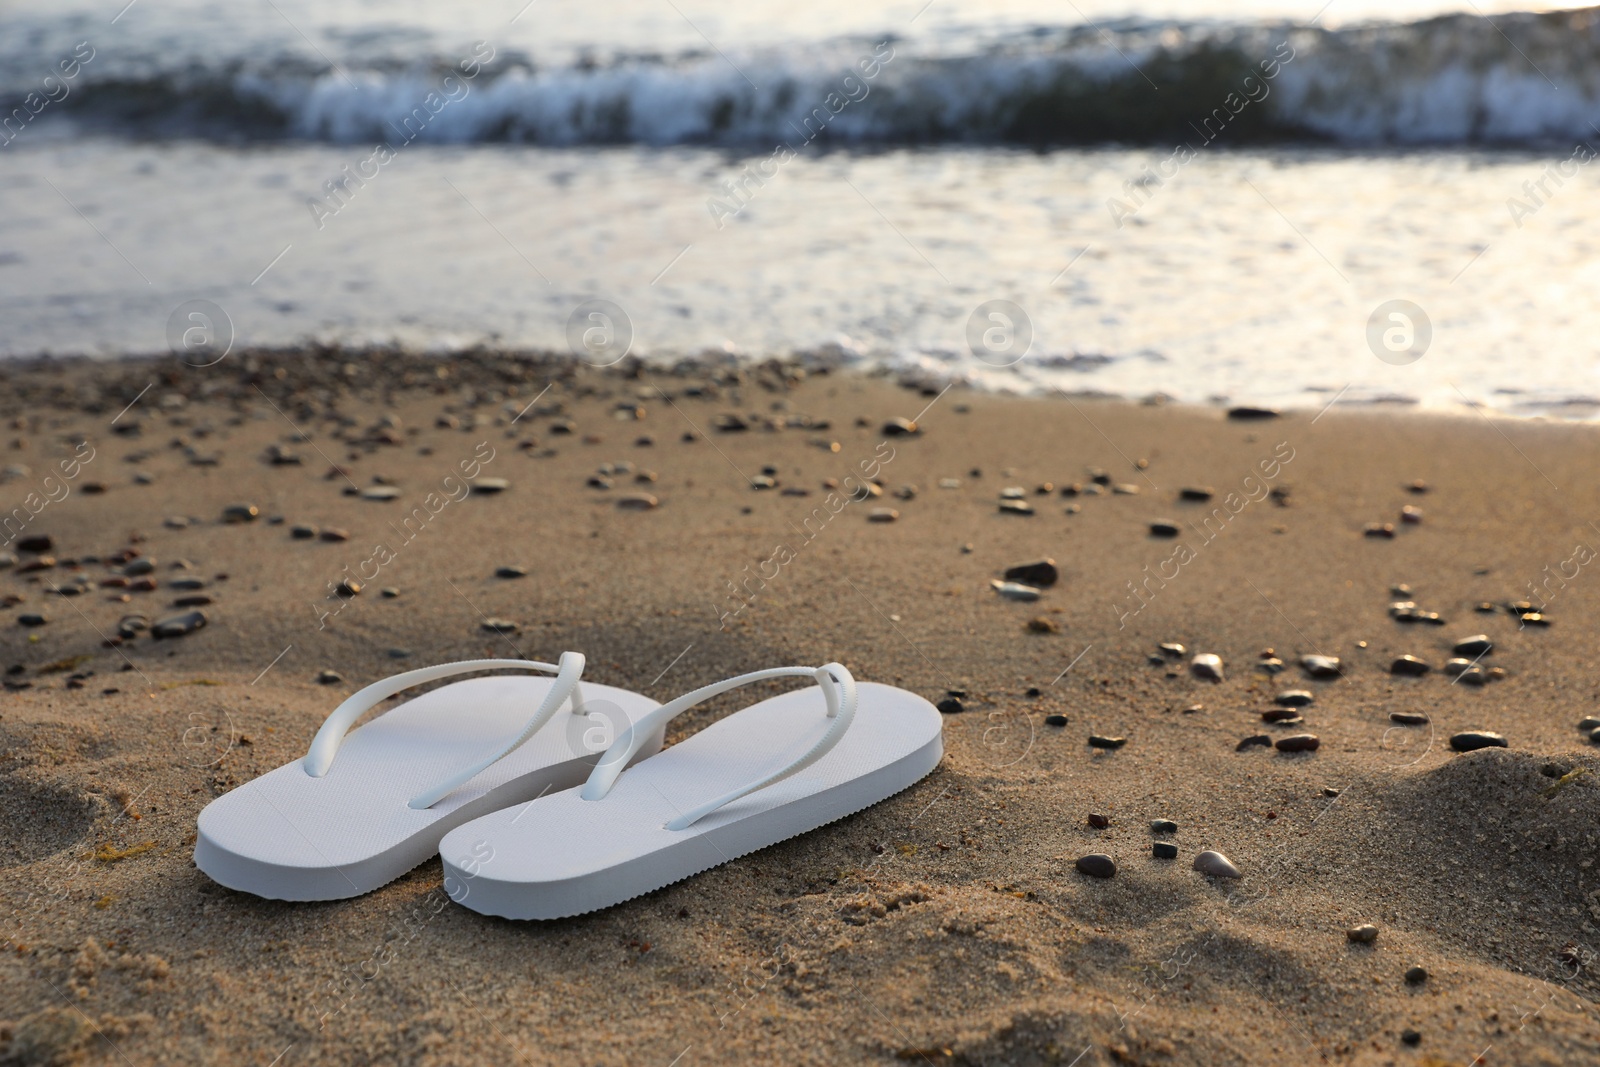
[195,655,944,919]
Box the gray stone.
[1190,653,1224,682]
[151,610,207,638]
[1346,923,1380,944]
[1193,850,1240,877]
[1075,853,1117,878]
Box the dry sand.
[2,352,1599,1065]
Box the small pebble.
[1579,717,1600,733]
[1258,657,1285,673]
[1276,689,1314,707]
[1390,655,1430,676]
[1088,735,1127,750]
[151,610,207,638]
[1457,666,1487,685]
[1087,813,1109,829]
[1159,642,1186,658]
[1275,734,1320,753]
[1300,654,1342,678]
[998,500,1035,516]
[1179,487,1214,501]
[1044,714,1068,727]
[1443,658,1473,675]
[868,507,899,523]
[1261,708,1302,724]
[1193,850,1241,877]
[290,525,318,540]
[1390,712,1429,725]
[1405,966,1429,984]
[1400,505,1423,524]
[1190,653,1224,682]
[221,504,259,523]
[1364,522,1396,538]
[317,670,343,685]
[471,477,511,494]
[991,580,1041,602]
[495,565,528,579]
[1150,819,1178,834]
[936,698,964,715]
[1152,842,1178,859]
[1347,924,1380,944]
[17,613,47,627]
[1236,734,1272,751]
[16,535,52,553]
[335,579,361,598]
[1027,617,1060,634]
[359,486,402,501]
[617,493,660,510]
[1401,1030,1421,1047]
[1453,635,1493,656]
[1149,520,1180,538]
[1003,559,1058,587]
[881,417,919,436]
[480,618,521,634]
[1450,730,1506,752]
[1075,853,1117,879]
[381,587,401,598]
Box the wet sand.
[2,351,1599,1065]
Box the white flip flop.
[437,662,943,920]
[195,653,664,901]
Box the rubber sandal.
[437,662,943,920]
[195,653,664,901]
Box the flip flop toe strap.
[579,662,857,830]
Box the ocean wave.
[18,9,1600,146]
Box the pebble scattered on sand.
[317,670,343,685]
[1261,708,1303,724]
[481,618,521,634]
[222,504,259,523]
[1390,655,1430,676]
[1153,842,1179,859]
[1003,559,1058,587]
[881,417,919,436]
[17,613,46,627]
[1193,850,1241,877]
[1236,735,1272,751]
[1275,734,1320,753]
[1190,653,1224,681]
[998,500,1035,516]
[152,610,207,638]
[381,587,400,598]
[1087,813,1109,829]
[1045,714,1068,727]
[1405,966,1429,984]
[1027,617,1060,634]
[360,486,402,501]
[1159,642,1186,658]
[1364,523,1396,538]
[1075,853,1117,878]
[1227,406,1280,421]
[1347,924,1380,944]
[868,507,899,523]
[1453,635,1493,656]
[17,535,52,553]
[617,492,659,510]
[1276,689,1313,707]
[1390,712,1429,725]
[1179,487,1214,501]
[1149,520,1180,538]
[472,477,510,494]
[495,566,527,579]
[936,698,964,715]
[1450,730,1506,751]
[991,580,1041,601]
[1300,654,1342,678]
[1457,667,1487,686]
[1088,735,1127,750]
[1150,819,1178,834]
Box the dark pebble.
[1390,712,1429,725]
[998,500,1035,516]
[1364,522,1396,538]
[1075,853,1117,878]
[1300,654,1342,679]
[1453,635,1493,656]
[1405,966,1429,984]
[1044,714,1068,727]
[495,565,528,579]
[1390,655,1430,676]
[170,578,206,591]
[1148,520,1180,538]
[122,558,156,577]
[1347,923,1380,943]
[1579,717,1600,733]
[1275,734,1320,753]
[1150,819,1178,834]
[17,613,47,627]
[335,578,361,598]
[16,535,53,553]
[1450,731,1507,752]
[1087,813,1109,829]
[173,595,212,608]
[1153,842,1178,859]
[1179,487,1214,501]
[319,528,350,543]
[1276,689,1314,707]
[1236,734,1272,751]
[1262,708,1303,724]
[317,670,343,685]
[881,417,920,436]
[1003,559,1058,588]
[1401,1030,1421,1047]
[1226,406,1280,420]
[936,698,964,715]
[151,610,207,638]
[290,525,317,540]
[1088,735,1127,750]
[481,618,521,634]
[221,504,259,523]
[470,477,510,494]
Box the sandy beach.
[2,352,1599,1065]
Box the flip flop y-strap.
[580,662,856,829]
[301,652,588,809]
